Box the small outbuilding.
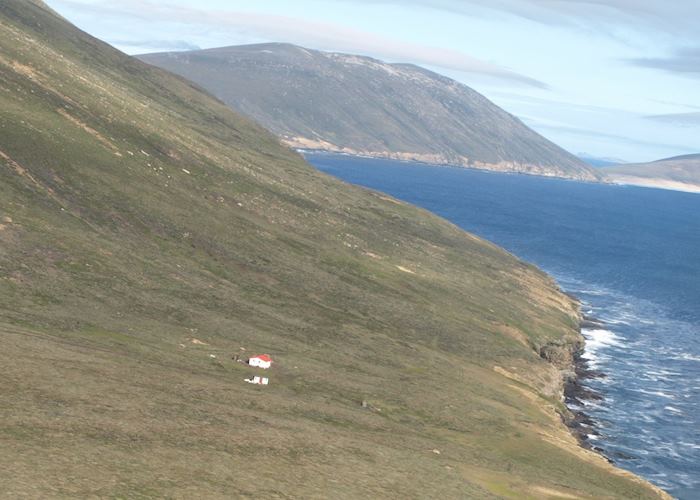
[248,354,273,369]
[245,376,269,385]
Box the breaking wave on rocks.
[560,277,700,498]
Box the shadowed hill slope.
[139,43,599,182]
[603,154,700,193]
[0,1,666,498]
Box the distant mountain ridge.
[603,153,700,193]
[653,153,700,163]
[139,43,599,181]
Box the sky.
[45,0,700,163]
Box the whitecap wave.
[634,388,675,399]
[579,289,608,296]
[601,318,631,326]
[671,353,700,363]
[582,328,623,346]
[580,329,625,368]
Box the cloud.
[47,0,547,88]
[351,0,700,37]
[645,112,700,127]
[627,47,700,78]
[111,39,202,51]
[491,91,634,116]
[649,99,700,111]
[522,119,699,153]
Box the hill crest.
[139,43,599,181]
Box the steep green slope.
[139,44,599,182]
[0,2,665,498]
[603,154,700,192]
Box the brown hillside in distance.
[140,43,599,181]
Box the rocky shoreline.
[535,307,608,455]
[561,314,613,459]
[296,147,601,182]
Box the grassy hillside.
[603,154,700,192]
[139,44,599,182]
[0,1,666,498]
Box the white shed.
[248,354,273,369]
[245,376,269,385]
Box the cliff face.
[139,43,600,182]
[0,2,666,498]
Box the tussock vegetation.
[0,1,666,498]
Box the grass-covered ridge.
[0,1,666,497]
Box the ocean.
[307,153,700,499]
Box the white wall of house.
[249,358,272,369]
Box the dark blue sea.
[307,153,700,499]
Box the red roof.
[252,354,272,362]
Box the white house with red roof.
[248,354,272,369]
